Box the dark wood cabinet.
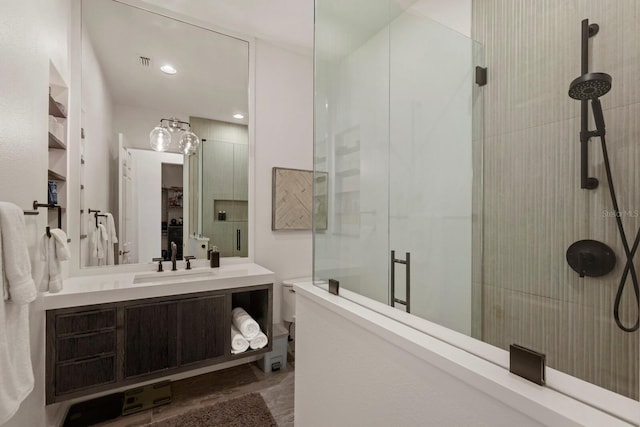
[46,284,272,404]
[55,355,116,395]
[179,295,226,365]
[46,308,118,402]
[124,302,178,378]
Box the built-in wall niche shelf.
[47,62,68,232]
[213,200,248,222]
[48,94,67,119]
[48,169,66,182]
[48,132,66,150]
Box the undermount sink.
[133,268,216,284]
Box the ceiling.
[83,0,250,124]
[139,0,315,53]
[83,1,470,125]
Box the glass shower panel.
[313,0,392,303]
[388,13,477,335]
[314,2,482,323]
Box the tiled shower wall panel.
[473,0,639,399]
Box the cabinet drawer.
[56,309,116,335]
[57,330,116,362]
[56,355,116,395]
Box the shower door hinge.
[475,66,487,86]
[81,127,85,139]
[509,344,546,385]
[328,279,339,295]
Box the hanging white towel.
[90,224,108,266]
[39,228,69,293]
[231,325,249,354]
[0,203,37,303]
[249,331,268,350]
[104,213,118,266]
[231,307,260,340]
[0,202,37,425]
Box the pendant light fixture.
[149,117,200,155]
[149,125,172,152]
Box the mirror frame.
[67,0,256,276]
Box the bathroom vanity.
[44,263,273,404]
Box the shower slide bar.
[579,18,600,190]
[391,250,410,313]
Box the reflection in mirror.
[80,0,249,268]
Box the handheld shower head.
[568,72,612,100]
[591,98,606,134]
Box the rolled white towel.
[249,331,268,350]
[231,307,260,340]
[231,325,249,353]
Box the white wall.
[129,149,182,263]
[254,39,314,324]
[407,0,471,37]
[0,0,70,425]
[295,284,633,427]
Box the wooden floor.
[96,346,295,427]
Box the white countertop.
[44,263,274,310]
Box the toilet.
[282,277,311,323]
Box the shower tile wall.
[473,0,639,399]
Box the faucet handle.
[184,255,195,270]
[152,257,164,272]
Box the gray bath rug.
[148,393,277,427]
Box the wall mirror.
[79,0,249,268]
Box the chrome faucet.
[171,241,177,271]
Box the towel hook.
[32,200,61,237]
[88,209,107,228]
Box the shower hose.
[598,132,640,332]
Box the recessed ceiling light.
[160,64,177,75]
[233,113,244,119]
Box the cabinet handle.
[237,229,241,251]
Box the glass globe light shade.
[149,126,172,152]
[178,131,200,155]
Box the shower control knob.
[566,240,616,278]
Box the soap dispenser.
[208,246,220,268]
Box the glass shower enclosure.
[313,0,639,403]
[313,2,483,337]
